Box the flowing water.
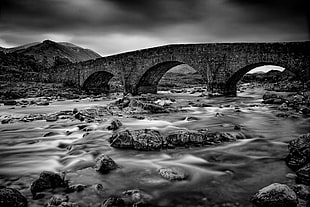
[0,87,310,207]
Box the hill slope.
[1,40,101,68]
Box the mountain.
[168,64,196,74]
[1,40,101,68]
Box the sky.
[0,0,309,56]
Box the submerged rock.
[251,183,298,207]
[94,154,118,174]
[30,171,68,197]
[158,167,188,181]
[286,133,310,171]
[0,187,27,207]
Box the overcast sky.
[0,0,309,56]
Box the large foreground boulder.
[94,154,118,174]
[251,183,298,207]
[30,171,68,197]
[109,129,164,151]
[0,187,27,207]
[286,133,310,170]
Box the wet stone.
[286,133,310,171]
[107,119,122,130]
[94,154,118,174]
[158,167,188,181]
[0,187,27,207]
[30,171,68,197]
[46,194,69,206]
[296,162,310,185]
[291,184,310,200]
[251,183,298,207]
[101,197,125,207]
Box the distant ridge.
[0,40,101,67]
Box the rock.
[296,163,310,185]
[278,103,289,111]
[250,183,298,207]
[234,125,241,130]
[72,108,78,114]
[0,187,27,207]
[96,184,104,192]
[57,202,79,207]
[300,107,310,116]
[165,129,205,146]
[46,115,58,122]
[291,184,310,200]
[30,171,68,197]
[44,132,61,137]
[46,194,69,206]
[122,189,152,206]
[67,184,86,193]
[37,101,49,106]
[286,133,310,170]
[109,129,163,151]
[101,197,125,207]
[94,154,118,174]
[107,119,122,130]
[3,100,17,106]
[158,167,188,181]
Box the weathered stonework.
[51,41,310,96]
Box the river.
[0,87,309,207]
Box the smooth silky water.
[1,88,310,206]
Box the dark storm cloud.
[0,0,205,32]
[0,0,309,55]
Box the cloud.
[0,0,308,55]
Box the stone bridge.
[50,41,310,96]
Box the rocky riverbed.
[0,85,310,207]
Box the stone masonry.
[50,41,310,96]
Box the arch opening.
[82,71,115,94]
[136,61,206,95]
[224,63,296,96]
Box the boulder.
[296,162,310,185]
[107,119,122,130]
[94,154,118,174]
[250,183,298,207]
[286,133,310,170]
[30,171,68,197]
[0,187,27,207]
[109,129,163,151]
[158,167,188,181]
[3,100,17,106]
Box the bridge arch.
[135,61,205,94]
[82,71,114,94]
[224,62,293,96]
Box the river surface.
[0,87,310,207]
